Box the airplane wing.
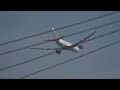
[31,31,96,50]
[45,36,65,42]
[67,31,96,48]
[30,47,62,50]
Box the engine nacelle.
[79,44,84,49]
[56,49,61,55]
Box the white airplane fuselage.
[55,39,80,53]
[30,27,95,55]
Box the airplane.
[31,27,96,55]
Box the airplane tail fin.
[52,27,59,40]
[45,27,64,42]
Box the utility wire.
[0,29,120,72]
[0,11,119,46]
[65,19,120,38]
[20,40,120,79]
[85,29,120,43]
[0,19,120,56]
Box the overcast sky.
[0,11,120,79]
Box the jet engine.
[56,49,61,55]
[79,44,84,49]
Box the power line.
[0,51,55,71]
[64,19,120,38]
[0,11,119,46]
[85,29,120,43]
[0,41,47,56]
[19,40,120,79]
[0,29,120,72]
[1,19,120,56]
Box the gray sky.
[0,11,120,79]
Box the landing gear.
[56,49,61,55]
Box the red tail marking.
[52,27,58,40]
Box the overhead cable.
[0,19,120,56]
[20,40,120,79]
[0,11,119,46]
[0,29,120,72]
